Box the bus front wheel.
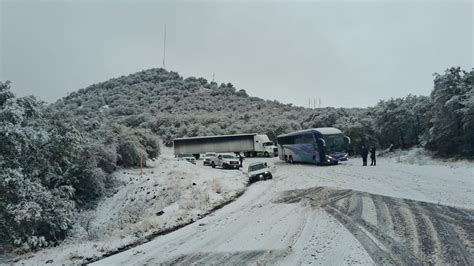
[289,156,294,164]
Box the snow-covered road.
[93,155,474,265]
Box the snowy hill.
[50,68,366,146]
[51,67,473,157]
[12,148,247,264]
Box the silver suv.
[203,152,218,166]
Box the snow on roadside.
[13,150,247,265]
[381,147,473,168]
[274,149,473,209]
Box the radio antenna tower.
[162,24,167,68]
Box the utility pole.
[212,72,215,83]
[313,98,316,109]
[162,24,167,68]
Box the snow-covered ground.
[12,150,474,265]
[279,150,474,209]
[12,148,248,265]
[93,151,473,265]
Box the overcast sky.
[1,0,472,107]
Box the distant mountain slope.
[51,68,366,146]
[51,67,473,157]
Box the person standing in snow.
[370,146,376,166]
[361,145,369,166]
[238,153,244,168]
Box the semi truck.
[173,133,278,158]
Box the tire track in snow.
[274,186,474,265]
[325,205,399,265]
[411,201,473,265]
[163,250,269,265]
[372,195,394,237]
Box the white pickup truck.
[247,162,275,183]
[211,153,241,169]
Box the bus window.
[278,136,294,145]
[295,134,313,144]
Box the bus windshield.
[323,134,346,152]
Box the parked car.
[211,153,240,169]
[203,152,218,166]
[177,154,196,164]
[247,162,275,183]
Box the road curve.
[93,157,474,265]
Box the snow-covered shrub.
[0,83,110,249]
[134,128,161,160]
[0,169,75,249]
[73,166,108,207]
[114,126,160,167]
[117,136,145,167]
[0,80,15,106]
[95,144,118,174]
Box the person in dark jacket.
[237,153,244,167]
[361,145,369,166]
[370,146,376,166]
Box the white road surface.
[93,155,474,265]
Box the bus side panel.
[282,144,320,163]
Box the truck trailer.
[173,133,278,158]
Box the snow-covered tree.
[427,67,473,156]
